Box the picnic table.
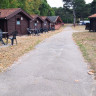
[0,32,8,45]
[30,29,40,35]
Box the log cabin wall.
[0,20,7,32]
[30,18,43,30]
[36,18,42,29]
[20,14,29,35]
[7,13,30,35]
[43,19,50,29]
[30,20,34,29]
[7,16,16,35]
[90,18,96,31]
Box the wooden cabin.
[30,15,44,30]
[47,16,63,30]
[0,8,32,35]
[88,14,96,32]
[41,16,51,30]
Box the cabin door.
[0,20,4,31]
[16,18,21,35]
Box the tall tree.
[17,0,26,9]
[91,0,96,14]
[25,0,41,14]
[0,0,10,8]
[63,0,76,26]
[9,0,19,8]
[75,0,86,20]
[63,0,87,24]
[53,7,73,23]
[0,0,54,16]
[39,0,55,16]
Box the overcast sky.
[47,0,93,8]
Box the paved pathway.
[0,25,95,96]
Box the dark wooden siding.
[30,18,43,29]
[90,18,96,31]
[7,13,30,35]
[37,20,42,29]
[0,20,7,32]
[21,15,29,35]
[30,20,34,29]
[7,16,16,35]
[43,19,50,29]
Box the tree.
[17,0,26,9]
[53,7,73,23]
[0,0,54,16]
[63,0,88,24]
[82,4,91,19]
[9,0,19,8]
[91,0,96,14]
[39,0,55,16]
[63,0,76,26]
[25,0,41,14]
[0,0,19,9]
[0,0,10,8]
[48,7,55,16]
[75,0,86,20]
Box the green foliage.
[91,0,96,14]
[62,0,92,23]
[39,0,55,16]
[74,0,86,19]
[53,7,73,23]
[0,0,10,8]
[9,0,19,8]
[0,0,54,16]
[24,0,41,14]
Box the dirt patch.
[0,27,64,71]
[72,25,87,32]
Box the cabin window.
[17,18,20,25]
[35,23,37,26]
[35,21,37,26]
[44,23,46,26]
[44,21,47,26]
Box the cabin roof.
[89,14,96,18]
[41,16,51,22]
[31,15,44,22]
[31,15,38,18]
[0,8,20,18]
[41,16,47,20]
[0,8,32,20]
[47,16,60,23]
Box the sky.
[47,0,93,8]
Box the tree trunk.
[72,0,76,27]
[73,6,76,27]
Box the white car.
[79,21,90,25]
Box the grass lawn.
[73,25,96,78]
[0,26,64,72]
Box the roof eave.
[0,17,6,19]
[36,16,44,22]
[46,18,52,23]
[89,17,96,18]
[6,8,32,20]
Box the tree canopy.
[0,0,95,23]
[39,0,55,16]
[0,0,55,15]
[91,0,96,14]
[54,0,91,23]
